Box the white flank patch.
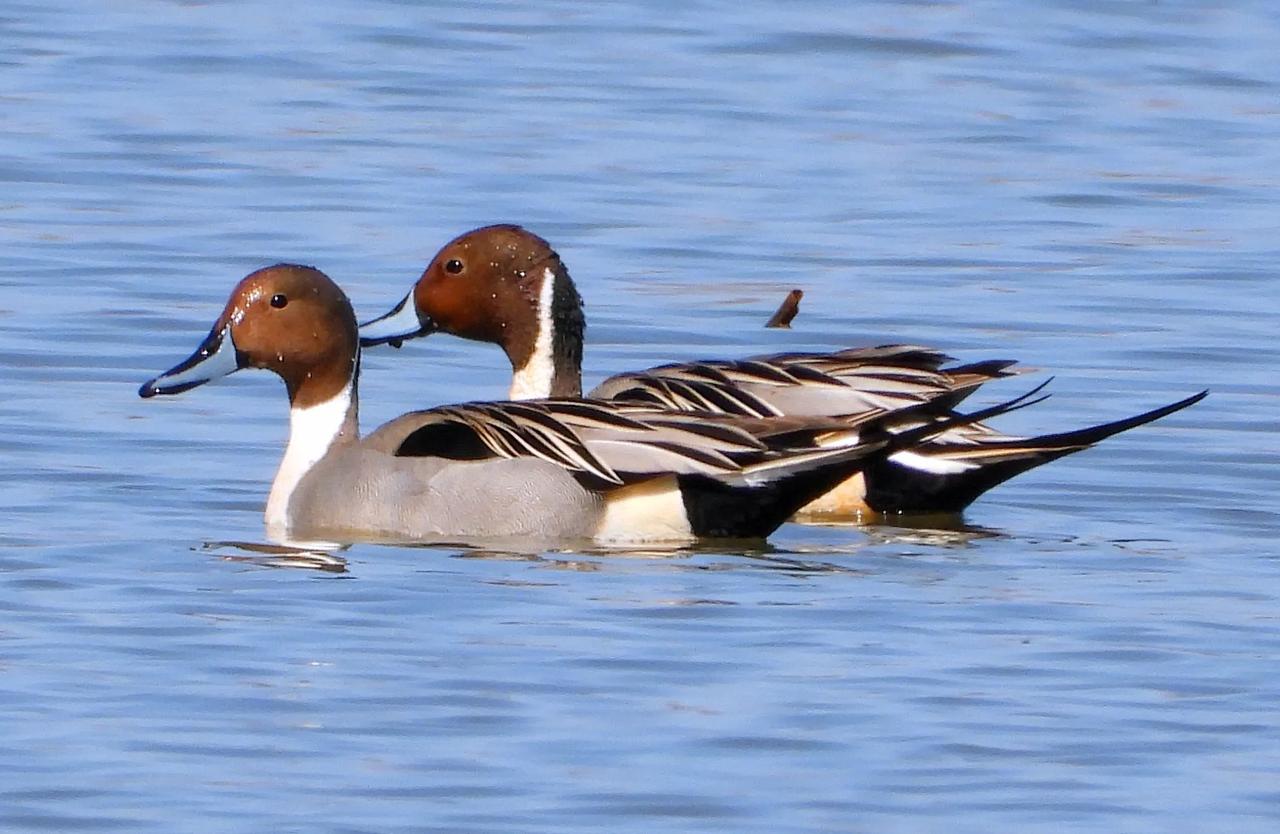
[594,475,695,544]
[508,266,558,400]
[265,382,355,533]
[888,449,979,475]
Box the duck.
[137,264,1047,545]
[358,224,1206,519]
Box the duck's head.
[139,264,358,408]
[359,225,584,381]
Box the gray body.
[286,415,604,543]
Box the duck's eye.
[270,293,288,309]
[445,259,464,275]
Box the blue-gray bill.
[358,291,430,348]
[138,325,241,398]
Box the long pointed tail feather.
[864,389,1208,514]
[679,381,1058,537]
[972,389,1207,451]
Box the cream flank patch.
[265,382,355,534]
[594,475,695,544]
[792,471,872,520]
[887,449,979,475]
[508,266,558,400]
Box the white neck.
[508,266,557,400]
[265,381,356,533]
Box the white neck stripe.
[509,266,557,400]
[265,381,355,533]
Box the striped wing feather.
[590,344,1021,418]
[394,399,770,486]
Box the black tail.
[677,382,1056,538]
[863,390,1208,514]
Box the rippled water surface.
[2,1,1278,831]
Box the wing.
[387,399,769,487]
[377,379,1054,494]
[589,344,1022,418]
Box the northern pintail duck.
[359,225,1206,518]
[138,264,1044,544]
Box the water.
[1,1,1277,830]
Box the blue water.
[1,1,1278,831]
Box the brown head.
[360,224,585,397]
[140,264,359,409]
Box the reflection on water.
[1,1,1277,832]
[202,525,996,577]
[199,540,351,573]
